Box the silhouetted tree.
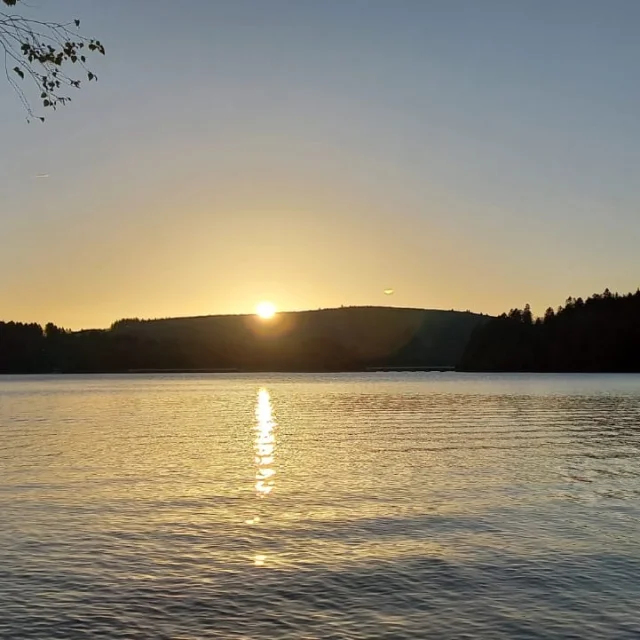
[0,321,44,372]
[508,308,523,322]
[44,322,66,338]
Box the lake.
[1,373,639,639]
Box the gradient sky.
[1,0,639,328]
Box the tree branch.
[0,0,104,121]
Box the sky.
[1,0,639,329]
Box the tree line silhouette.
[4,292,638,374]
[0,321,156,373]
[459,288,640,372]
[0,307,485,373]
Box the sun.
[256,301,277,319]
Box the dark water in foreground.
[1,373,640,639]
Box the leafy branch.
[0,0,104,121]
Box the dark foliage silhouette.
[459,289,640,372]
[1,0,104,120]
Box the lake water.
[1,373,640,639]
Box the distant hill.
[110,306,488,372]
[459,289,640,372]
[0,307,488,373]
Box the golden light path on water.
[2,375,640,638]
[255,388,276,497]
[250,388,276,566]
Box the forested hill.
[0,306,487,373]
[459,289,640,372]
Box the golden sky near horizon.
[2,1,640,329]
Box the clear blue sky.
[1,0,639,328]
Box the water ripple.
[1,373,639,639]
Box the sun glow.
[256,301,277,319]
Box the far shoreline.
[3,369,640,376]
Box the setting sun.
[256,301,277,319]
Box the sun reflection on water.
[255,388,276,497]
[248,388,277,566]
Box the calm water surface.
[1,373,640,639]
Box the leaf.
[13,67,24,79]
[87,71,94,81]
